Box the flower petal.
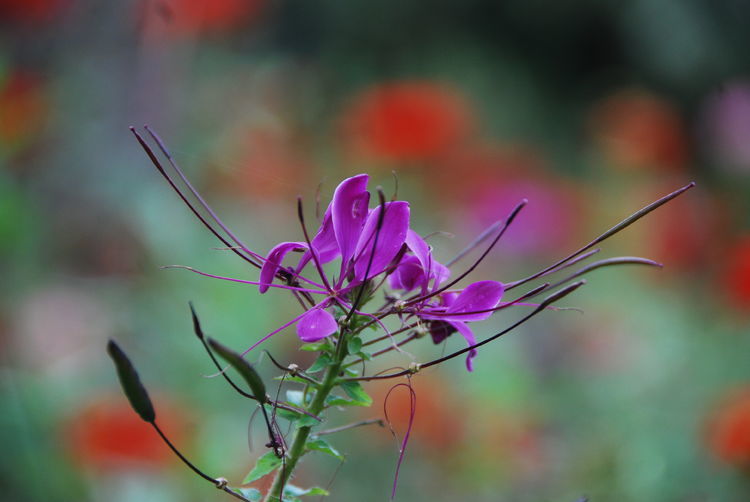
[448,321,478,372]
[296,308,338,342]
[331,174,370,268]
[259,241,308,293]
[389,255,427,291]
[444,280,504,321]
[310,210,340,264]
[352,201,410,282]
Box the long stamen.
[144,126,266,265]
[506,182,695,291]
[383,381,416,500]
[348,280,586,381]
[162,265,327,293]
[445,218,504,267]
[405,199,527,307]
[131,127,262,270]
[240,298,331,357]
[404,282,551,319]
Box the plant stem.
[264,335,348,502]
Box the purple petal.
[310,210,341,264]
[388,255,427,291]
[431,261,451,290]
[352,201,410,281]
[448,321,478,372]
[331,174,370,268]
[405,229,431,271]
[259,241,308,294]
[443,280,504,321]
[296,308,338,342]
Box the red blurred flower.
[705,386,750,467]
[0,71,48,153]
[0,0,67,24]
[721,235,750,313]
[589,90,688,171]
[63,394,188,471]
[341,81,474,162]
[640,181,726,273]
[139,0,265,39]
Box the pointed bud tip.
[188,302,204,340]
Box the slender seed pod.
[207,338,267,401]
[106,339,156,423]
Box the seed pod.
[106,339,156,423]
[208,338,267,401]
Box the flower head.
[132,126,695,374]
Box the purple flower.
[257,174,411,343]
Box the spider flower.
[132,126,694,373]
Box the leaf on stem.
[243,451,283,483]
[339,381,373,406]
[305,438,344,460]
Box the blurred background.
[2,1,750,501]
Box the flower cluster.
[116,126,694,502]
[255,173,503,371]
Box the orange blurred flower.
[705,386,750,467]
[721,235,750,313]
[212,127,314,202]
[589,90,688,171]
[139,0,265,39]
[0,71,48,153]
[369,375,466,455]
[63,394,188,471]
[341,81,474,162]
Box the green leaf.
[305,438,344,460]
[343,366,360,377]
[325,395,353,407]
[284,484,330,497]
[243,451,283,483]
[286,390,305,407]
[347,336,362,355]
[107,340,156,423]
[208,338,266,400]
[240,488,263,501]
[307,353,331,374]
[339,381,372,406]
[272,406,302,422]
[299,341,331,352]
[295,415,319,428]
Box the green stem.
[264,335,347,502]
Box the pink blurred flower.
[702,81,750,173]
[432,144,583,257]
